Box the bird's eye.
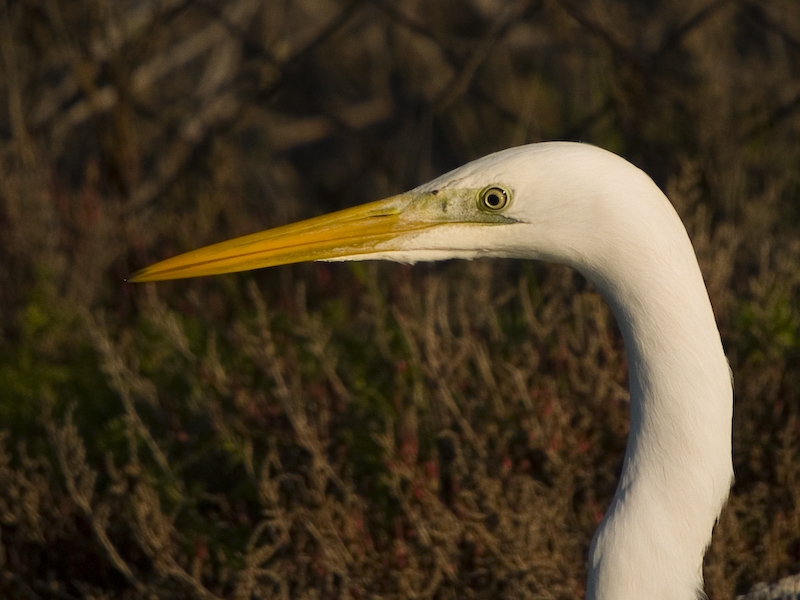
[479,186,509,211]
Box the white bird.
[131,142,734,600]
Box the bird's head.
[129,142,671,283]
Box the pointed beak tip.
[126,194,439,282]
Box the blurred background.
[1,0,799,598]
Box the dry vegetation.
[0,0,799,598]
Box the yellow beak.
[129,194,433,282]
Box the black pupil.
[487,191,503,207]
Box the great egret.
[131,142,734,600]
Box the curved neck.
[583,223,733,600]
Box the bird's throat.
[585,249,733,600]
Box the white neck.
[577,183,733,600]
